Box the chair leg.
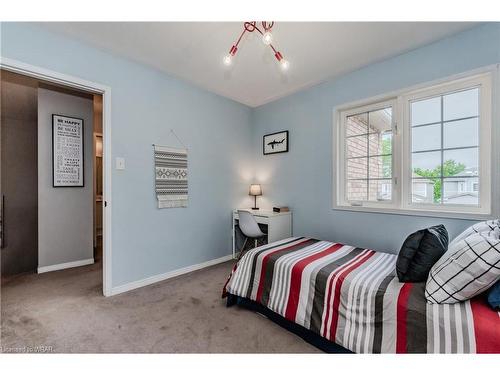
[236,237,248,262]
[254,239,258,248]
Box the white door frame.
[0,57,113,296]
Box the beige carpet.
[1,260,320,353]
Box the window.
[410,87,480,207]
[341,101,395,205]
[335,72,493,217]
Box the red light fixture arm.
[224,22,289,70]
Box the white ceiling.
[40,22,479,107]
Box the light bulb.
[223,54,232,66]
[262,31,273,45]
[280,59,290,71]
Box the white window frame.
[334,67,497,220]
[336,98,400,210]
[400,74,492,216]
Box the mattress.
[223,237,500,353]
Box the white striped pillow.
[426,231,500,304]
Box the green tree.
[381,137,391,178]
[413,160,466,203]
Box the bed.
[223,237,500,353]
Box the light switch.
[116,157,125,170]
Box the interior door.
[1,70,38,276]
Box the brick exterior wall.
[346,114,387,201]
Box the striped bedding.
[224,237,500,353]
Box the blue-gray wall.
[1,23,254,287]
[252,23,500,254]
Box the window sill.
[332,204,494,221]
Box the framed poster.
[52,114,84,187]
[263,130,289,155]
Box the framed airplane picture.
[263,130,289,155]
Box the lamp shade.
[249,184,262,196]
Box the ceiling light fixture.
[223,22,289,71]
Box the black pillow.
[396,224,448,282]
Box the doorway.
[0,65,110,295]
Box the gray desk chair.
[237,210,266,259]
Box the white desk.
[232,209,292,258]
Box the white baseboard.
[110,253,234,296]
[37,258,95,274]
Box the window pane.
[411,97,441,126]
[345,107,394,203]
[347,180,367,201]
[443,88,478,121]
[443,118,478,149]
[369,179,392,201]
[381,132,392,155]
[412,151,441,175]
[443,148,478,177]
[369,107,392,132]
[369,156,392,179]
[347,157,367,179]
[369,131,392,155]
[412,124,441,152]
[346,113,368,136]
[412,178,437,203]
[443,177,479,206]
[346,135,367,158]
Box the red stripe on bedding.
[329,251,375,341]
[470,297,500,353]
[284,243,344,321]
[255,238,314,303]
[323,250,375,340]
[396,283,413,353]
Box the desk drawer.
[253,216,269,225]
[234,214,269,225]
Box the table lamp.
[249,184,262,210]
